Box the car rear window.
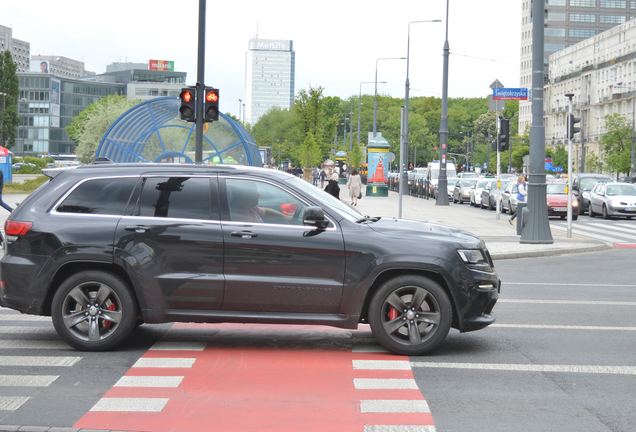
[57,177,137,215]
[138,176,212,220]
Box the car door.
[589,183,602,213]
[114,175,225,313]
[220,176,346,314]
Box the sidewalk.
[352,189,611,260]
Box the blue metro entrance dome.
[96,97,262,166]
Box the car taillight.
[5,220,33,236]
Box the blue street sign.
[493,88,528,100]
[553,166,563,172]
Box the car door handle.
[125,225,151,233]
[231,231,258,239]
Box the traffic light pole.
[496,116,501,220]
[195,0,206,164]
[565,93,574,238]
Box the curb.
[489,241,613,260]
[0,426,148,432]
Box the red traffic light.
[206,91,219,103]
[181,90,193,103]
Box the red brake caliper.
[103,303,117,328]
[388,307,398,320]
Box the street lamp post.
[437,0,451,206]
[238,99,242,124]
[615,85,636,180]
[0,92,6,148]
[359,81,385,150]
[374,57,406,137]
[401,19,441,215]
[461,126,472,171]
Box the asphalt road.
[413,248,636,432]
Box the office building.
[545,18,636,172]
[519,0,634,134]
[244,38,295,125]
[0,24,30,72]
[31,55,94,79]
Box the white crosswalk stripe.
[550,218,636,243]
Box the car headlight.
[457,249,487,265]
[609,199,621,207]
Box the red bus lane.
[74,323,435,432]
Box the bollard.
[516,202,528,235]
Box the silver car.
[589,182,636,219]
[453,179,477,204]
[501,181,519,214]
[470,178,492,207]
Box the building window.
[545,43,566,52]
[570,13,596,22]
[631,0,636,7]
[549,0,566,4]
[569,28,596,37]
[600,0,626,6]
[546,28,566,37]
[549,12,567,21]
[571,0,596,5]
[600,14,627,22]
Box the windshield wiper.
[355,215,382,223]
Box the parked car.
[434,177,459,199]
[546,182,578,219]
[481,180,512,210]
[572,173,611,214]
[458,172,479,179]
[470,178,491,207]
[501,182,519,214]
[0,163,500,355]
[589,182,636,219]
[12,162,37,172]
[452,178,477,204]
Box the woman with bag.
[509,174,527,224]
[347,168,362,206]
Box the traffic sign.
[493,88,528,100]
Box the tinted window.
[57,177,137,215]
[138,177,212,220]
[225,178,304,225]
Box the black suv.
[0,163,500,355]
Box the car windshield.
[286,176,362,222]
[606,184,636,196]
[476,179,489,188]
[546,183,567,194]
[461,180,477,187]
[580,177,608,191]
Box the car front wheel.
[51,270,138,351]
[368,275,452,356]
[602,205,611,220]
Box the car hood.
[367,218,484,249]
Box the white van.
[426,161,457,198]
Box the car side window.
[225,178,305,225]
[138,176,213,220]
[57,177,137,215]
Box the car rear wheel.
[589,204,596,217]
[51,270,138,351]
[368,275,452,356]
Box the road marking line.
[133,358,196,368]
[0,375,58,387]
[114,376,184,388]
[89,398,169,412]
[574,223,636,239]
[410,362,636,375]
[0,356,81,367]
[504,282,636,287]
[492,324,636,331]
[149,342,207,351]
[354,378,419,390]
[0,396,30,411]
[360,400,430,413]
[364,426,436,432]
[353,360,412,370]
[0,340,70,350]
[498,299,636,306]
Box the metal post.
[374,57,406,137]
[565,93,574,238]
[0,92,6,148]
[632,91,635,179]
[350,103,354,151]
[238,99,242,123]
[496,116,501,219]
[520,0,553,244]
[194,0,206,164]
[436,0,450,206]
[399,106,405,218]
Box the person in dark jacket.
[324,171,340,199]
[0,169,13,213]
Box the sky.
[4,0,521,119]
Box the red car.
[546,182,578,220]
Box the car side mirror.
[303,206,329,229]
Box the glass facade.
[18,73,125,156]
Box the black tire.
[589,205,595,217]
[602,205,611,220]
[368,275,452,356]
[51,270,138,351]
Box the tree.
[292,86,336,163]
[348,144,364,169]
[600,113,632,176]
[293,133,323,169]
[0,50,20,149]
[66,95,142,164]
[585,153,604,173]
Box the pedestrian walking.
[320,168,327,188]
[312,167,320,187]
[509,174,527,224]
[324,171,340,199]
[347,168,362,206]
[0,169,13,214]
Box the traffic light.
[498,117,510,151]
[179,87,196,122]
[204,87,220,122]
[568,113,581,139]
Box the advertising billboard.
[149,60,174,71]
[30,60,50,74]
